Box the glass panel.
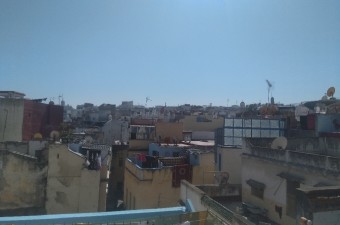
[224,128,233,136]
[252,119,260,128]
[234,119,243,127]
[271,130,280,137]
[252,129,261,137]
[234,129,243,137]
[244,129,252,137]
[244,119,252,127]
[280,121,285,128]
[280,130,285,136]
[234,138,242,146]
[261,120,270,128]
[225,118,233,127]
[224,137,233,145]
[270,120,279,128]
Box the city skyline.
[1,0,339,107]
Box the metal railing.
[201,195,254,225]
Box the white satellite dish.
[271,137,287,150]
[216,172,229,187]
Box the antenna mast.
[266,80,272,104]
[145,97,152,107]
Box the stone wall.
[0,150,47,214]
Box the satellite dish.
[271,137,287,150]
[321,94,328,101]
[327,87,335,97]
[217,172,229,187]
[34,133,42,140]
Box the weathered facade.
[215,146,245,185]
[241,138,340,225]
[179,115,224,132]
[0,147,47,215]
[102,119,129,145]
[0,97,63,142]
[23,100,63,141]
[124,145,215,210]
[46,144,111,214]
[155,122,184,142]
[106,144,128,211]
[0,98,24,142]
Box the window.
[247,179,265,199]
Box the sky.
[0,0,339,108]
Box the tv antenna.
[145,97,152,106]
[266,80,273,104]
[58,94,63,105]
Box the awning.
[277,172,304,183]
[246,179,265,190]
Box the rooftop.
[0,91,25,98]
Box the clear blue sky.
[1,0,339,107]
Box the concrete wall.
[129,140,151,150]
[107,146,128,211]
[179,115,224,132]
[46,144,101,214]
[216,146,245,185]
[313,210,340,225]
[0,98,24,142]
[28,140,48,156]
[124,152,215,210]
[124,160,180,209]
[22,100,63,141]
[155,122,183,141]
[0,150,47,212]
[191,131,214,140]
[242,154,340,225]
[180,180,207,212]
[191,152,215,185]
[102,119,129,144]
[0,142,28,154]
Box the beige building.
[124,146,215,210]
[155,122,183,142]
[46,144,111,214]
[215,146,246,185]
[241,137,340,225]
[0,145,47,215]
[0,98,24,142]
[106,144,129,211]
[179,115,224,132]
